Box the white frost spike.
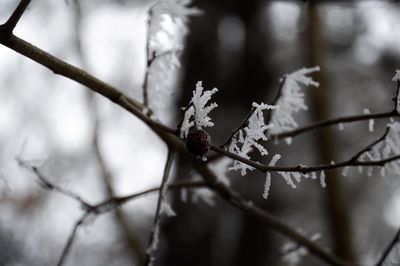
[363,108,374,132]
[262,173,272,200]
[192,188,216,206]
[320,171,326,188]
[262,154,281,200]
[310,172,317,180]
[392,69,400,82]
[269,154,282,166]
[160,201,176,217]
[269,66,320,135]
[369,119,374,132]
[280,172,297,189]
[285,137,293,145]
[338,123,344,131]
[180,81,218,138]
[180,106,194,138]
[367,166,373,177]
[342,166,350,177]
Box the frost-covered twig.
[211,143,400,174]
[350,127,390,162]
[144,148,175,266]
[227,103,277,175]
[221,105,258,147]
[268,66,320,136]
[142,0,201,109]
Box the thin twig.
[375,228,400,266]
[142,7,153,108]
[349,127,390,162]
[272,110,396,140]
[221,106,256,147]
[265,75,287,125]
[144,148,175,266]
[1,0,31,33]
[57,213,90,266]
[16,158,92,210]
[210,143,400,175]
[70,0,145,262]
[221,75,287,147]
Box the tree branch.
[144,148,175,266]
[0,0,31,33]
[57,213,91,266]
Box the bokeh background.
[1,0,400,265]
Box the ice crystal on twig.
[228,103,276,175]
[359,121,400,176]
[180,81,218,138]
[281,231,321,266]
[263,154,281,200]
[146,0,201,109]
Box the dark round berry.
[186,129,211,156]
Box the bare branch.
[16,158,92,210]
[144,148,175,266]
[57,213,90,266]
[0,0,31,33]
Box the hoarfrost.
[269,66,320,135]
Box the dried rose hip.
[186,129,211,156]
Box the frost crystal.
[363,108,374,132]
[228,103,276,175]
[180,81,218,138]
[359,121,400,176]
[319,171,326,188]
[281,231,321,266]
[393,70,400,113]
[262,154,281,200]
[269,66,320,135]
[160,201,176,217]
[392,69,400,82]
